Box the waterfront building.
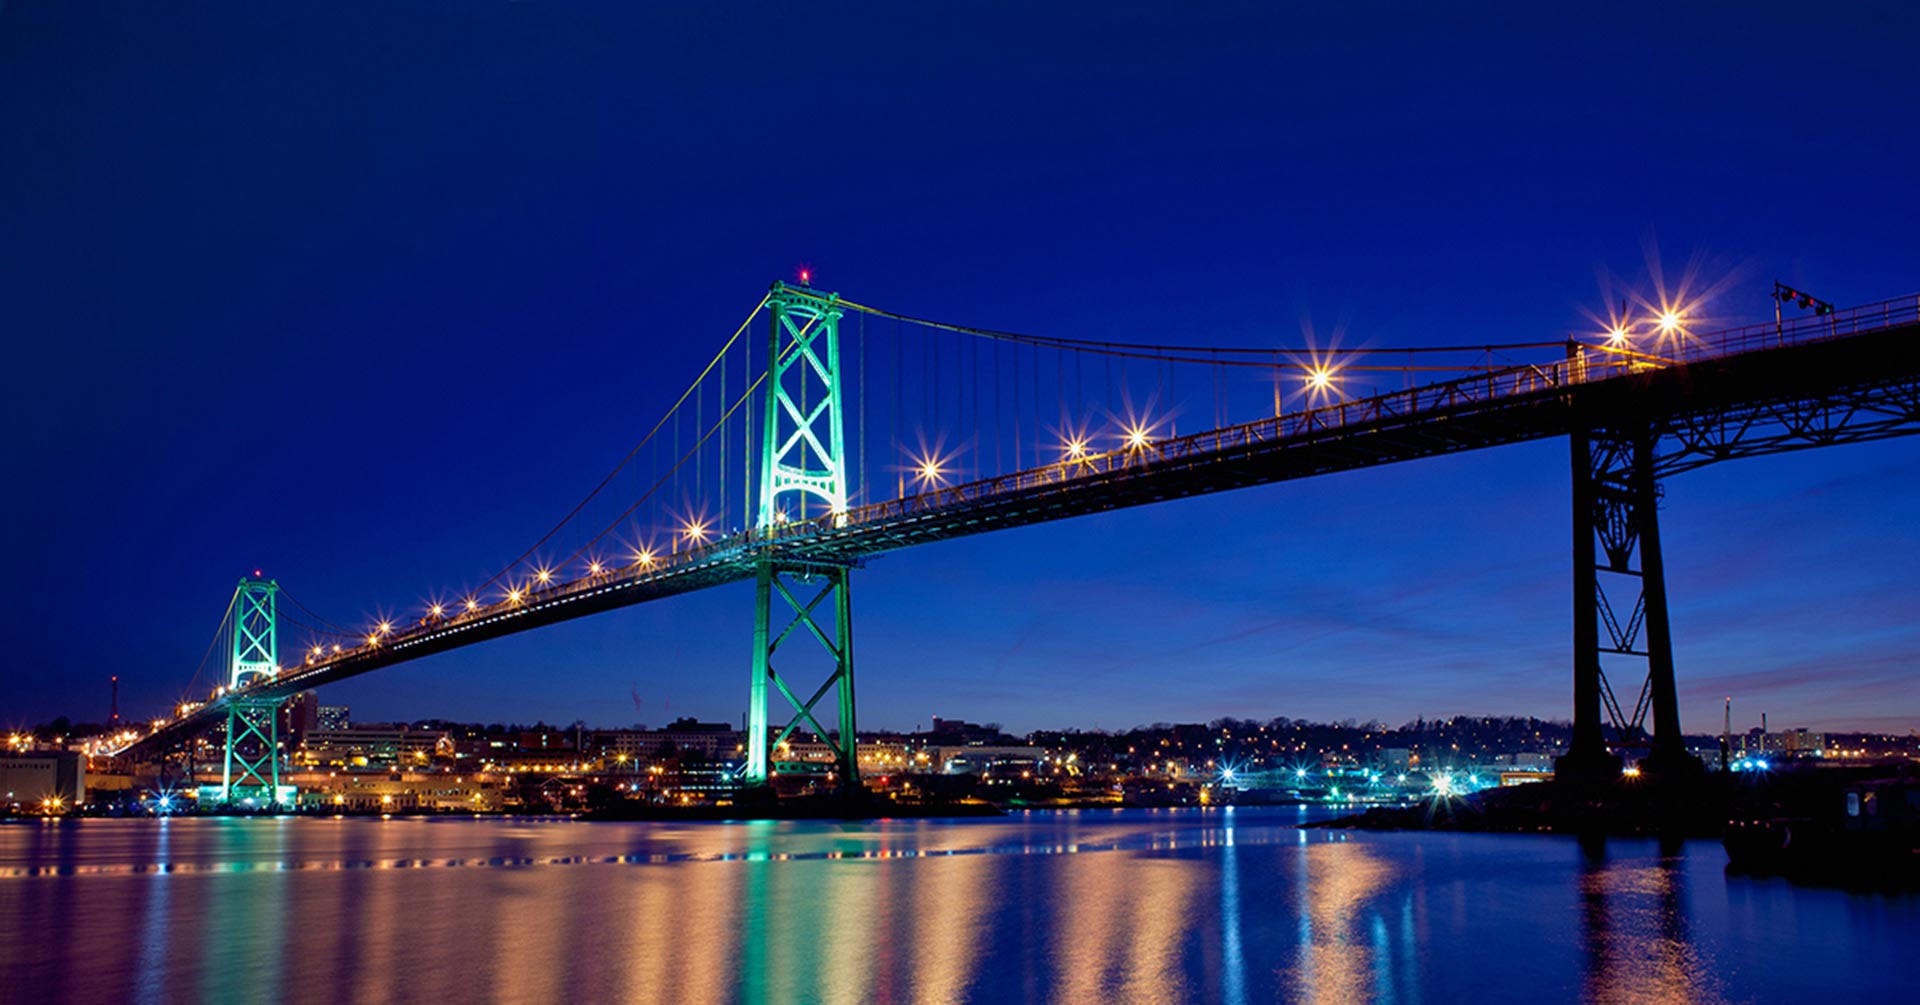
[938,746,1046,775]
[291,769,505,812]
[1,750,85,810]
[297,725,450,768]
[1737,727,1828,759]
[592,718,744,762]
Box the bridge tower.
[744,281,859,793]
[1559,427,1692,781]
[215,576,292,805]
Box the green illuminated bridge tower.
[745,281,857,791]
[204,576,294,806]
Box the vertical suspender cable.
[744,313,754,525]
[1075,351,1083,424]
[993,339,1003,475]
[702,355,710,499]
[971,335,980,472]
[859,311,867,505]
[1031,343,1040,466]
[892,317,901,497]
[1013,341,1022,471]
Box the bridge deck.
[124,301,1920,756]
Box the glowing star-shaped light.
[910,450,949,487]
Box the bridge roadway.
[125,298,1920,758]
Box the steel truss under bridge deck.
[122,315,1920,760]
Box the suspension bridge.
[114,280,1920,803]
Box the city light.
[535,568,553,584]
[1607,324,1630,347]
[377,621,393,635]
[634,548,657,567]
[1306,366,1334,390]
[587,560,603,575]
[682,519,709,543]
[464,597,479,611]
[428,604,444,617]
[1123,423,1152,450]
[910,450,949,487]
[1064,437,1088,460]
[1657,310,1683,335]
[507,589,523,604]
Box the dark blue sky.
[5,2,1916,735]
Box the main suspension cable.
[183,592,240,698]
[554,313,822,569]
[477,296,768,591]
[820,294,1570,358]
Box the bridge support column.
[1560,429,1618,781]
[743,280,860,798]
[220,699,284,804]
[1559,428,1691,782]
[743,561,858,794]
[208,577,293,806]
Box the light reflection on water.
[1,807,1916,1003]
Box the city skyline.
[6,4,1918,738]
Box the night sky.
[5,2,1916,736]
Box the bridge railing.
[760,359,1580,536]
[796,292,1920,536]
[1668,293,1920,363]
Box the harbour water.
[2,806,1915,1003]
